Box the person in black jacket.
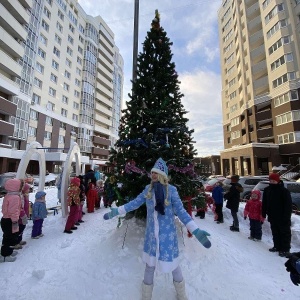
[262,173,292,257]
[224,175,243,232]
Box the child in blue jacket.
[212,181,224,223]
[31,191,48,239]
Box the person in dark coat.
[224,175,243,232]
[84,169,96,193]
[262,173,292,257]
[212,181,224,223]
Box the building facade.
[218,0,300,176]
[0,0,123,174]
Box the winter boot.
[0,255,17,262]
[174,280,188,300]
[141,281,153,300]
[19,240,27,246]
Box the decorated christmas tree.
[108,10,199,218]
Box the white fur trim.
[186,220,198,233]
[142,252,180,273]
[151,168,167,178]
[118,206,126,215]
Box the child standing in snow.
[64,177,81,234]
[31,191,47,239]
[86,181,98,213]
[17,183,30,245]
[103,158,211,300]
[95,180,104,209]
[0,179,24,262]
[212,181,224,223]
[244,190,264,241]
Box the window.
[77,56,82,65]
[43,7,51,19]
[30,110,38,120]
[273,72,296,88]
[267,19,287,39]
[58,135,65,144]
[56,21,63,32]
[278,132,295,144]
[78,46,83,54]
[276,111,292,125]
[41,20,49,31]
[52,60,59,70]
[79,35,84,43]
[269,36,290,55]
[55,34,61,45]
[270,54,293,71]
[49,87,56,97]
[58,10,64,21]
[69,11,77,25]
[73,101,79,109]
[63,83,69,91]
[53,47,60,58]
[69,23,75,33]
[28,126,37,137]
[36,62,44,74]
[32,93,41,105]
[64,70,71,79]
[46,101,55,111]
[79,24,84,34]
[50,73,57,83]
[45,0,52,6]
[76,67,81,75]
[75,78,80,87]
[68,35,74,44]
[34,77,42,88]
[45,116,53,126]
[44,131,52,140]
[62,95,68,104]
[263,0,272,10]
[39,34,47,46]
[66,58,72,67]
[38,48,46,59]
[67,47,73,56]
[61,108,68,117]
[60,122,66,130]
[265,4,284,24]
[74,90,80,97]
[231,130,240,140]
[72,114,78,121]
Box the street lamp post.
[132,0,139,87]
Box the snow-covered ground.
[0,187,300,300]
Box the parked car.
[0,172,33,196]
[252,180,300,212]
[33,173,57,186]
[204,177,226,192]
[223,176,268,200]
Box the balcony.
[92,147,110,156]
[19,0,32,9]
[1,0,30,24]
[97,73,113,90]
[99,32,114,52]
[254,93,271,106]
[95,102,112,117]
[93,136,111,147]
[94,123,110,136]
[0,120,14,136]
[246,1,260,21]
[249,29,264,49]
[256,109,272,123]
[0,27,24,58]
[257,127,273,139]
[97,62,113,80]
[251,59,267,80]
[253,75,269,93]
[95,114,112,127]
[250,44,266,65]
[0,48,22,77]
[98,46,114,65]
[95,91,112,108]
[96,81,113,99]
[247,15,262,36]
[0,3,27,40]
[0,96,17,116]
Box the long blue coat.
[118,184,198,273]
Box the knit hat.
[22,183,31,193]
[71,177,80,186]
[151,158,168,178]
[269,172,280,183]
[231,175,239,183]
[35,191,46,199]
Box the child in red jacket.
[244,190,264,241]
[86,181,98,213]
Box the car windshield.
[207,178,219,185]
[253,181,269,191]
[222,179,231,185]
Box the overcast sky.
[78,0,223,157]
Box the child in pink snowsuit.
[244,190,264,241]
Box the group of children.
[0,178,48,262]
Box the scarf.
[153,182,165,215]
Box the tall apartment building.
[0,0,123,174]
[218,0,300,176]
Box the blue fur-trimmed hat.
[35,191,46,199]
[151,158,168,178]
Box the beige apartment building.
[218,0,300,176]
[0,0,123,174]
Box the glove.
[21,215,28,225]
[12,222,19,233]
[103,208,119,220]
[192,228,211,249]
[290,272,300,286]
[244,216,247,220]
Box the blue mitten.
[192,228,211,249]
[103,208,119,220]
